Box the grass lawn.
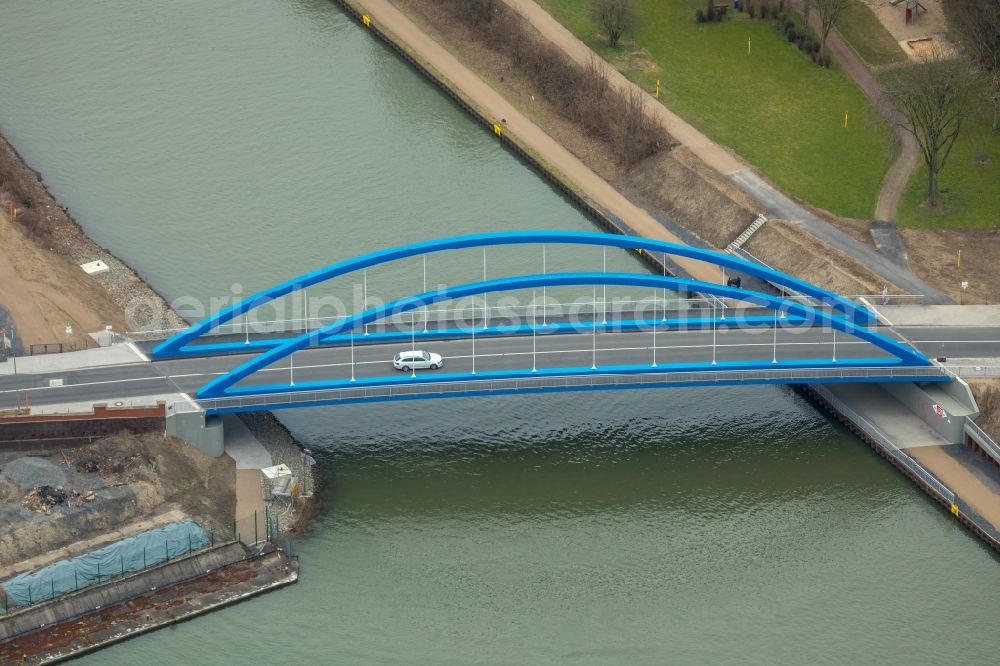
[897,92,1000,229]
[538,0,893,219]
[835,0,906,68]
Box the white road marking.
[9,332,985,399]
[0,375,168,395]
[127,342,151,362]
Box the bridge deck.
[4,324,997,413]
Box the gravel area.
[0,457,66,492]
[236,412,317,535]
[0,134,184,334]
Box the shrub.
[785,26,797,42]
[438,0,672,166]
[818,54,831,68]
[695,8,706,22]
[783,18,794,31]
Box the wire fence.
[0,510,277,617]
[0,526,233,616]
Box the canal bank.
[338,0,909,297]
[3,1,1000,661]
[2,132,317,659]
[0,135,183,347]
[324,0,1000,553]
[0,543,298,665]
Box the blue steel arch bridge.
[150,231,947,415]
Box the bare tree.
[466,0,499,24]
[814,0,848,59]
[590,0,638,48]
[942,0,1000,130]
[881,52,980,207]
[803,0,813,29]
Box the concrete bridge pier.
[165,405,224,457]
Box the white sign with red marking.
[932,404,947,418]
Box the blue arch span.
[156,231,875,359]
[196,272,926,399]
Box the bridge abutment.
[165,407,224,457]
[880,376,979,444]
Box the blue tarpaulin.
[1,520,210,608]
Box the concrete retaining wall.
[881,378,979,444]
[0,404,165,444]
[165,410,224,458]
[0,542,246,642]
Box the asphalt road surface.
[1,324,998,410]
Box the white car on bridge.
[393,350,443,371]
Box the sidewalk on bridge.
[943,360,1000,380]
[0,342,147,376]
[877,305,1000,327]
[27,392,189,416]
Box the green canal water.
[1,0,999,662]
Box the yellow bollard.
[843,109,849,129]
[957,249,961,269]
[747,36,751,55]
[362,14,371,28]
[493,123,502,137]
[655,79,660,98]
[950,503,960,517]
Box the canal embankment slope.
[1,133,314,658]
[335,0,724,285]
[330,0,1000,554]
[0,136,184,350]
[348,0,925,297]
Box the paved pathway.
[500,0,950,302]
[787,0,920,223]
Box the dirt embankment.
[390,0,913,295]
[0,432,235,571]
[0,135,183,349]
[900,228,1000,304]
[970,380,1000,442]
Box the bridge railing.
[965,417,1000,465]
[126,297,706,341]
[942,364,1000,379]
[189,365,946,413]
[729,247,924,308]
[126,291,907,342]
